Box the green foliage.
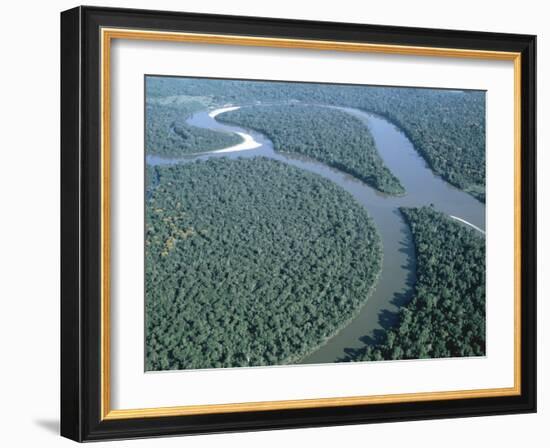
[219,105,405,195]
[145,80,242,157]
[344,206,486,362]
[355,90,486,202]
[146,77,485,200]
[145,157,382,370]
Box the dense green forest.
[145,157,382,370]
[343,206,485,362]
[146,76,485,200]
[219,105,405,195]
[145,84,242,157]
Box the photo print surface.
[144,76,486,371]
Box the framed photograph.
[60,6,536,442]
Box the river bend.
[146,104,485,364]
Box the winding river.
[146,103,485,364]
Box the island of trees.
[146,76,485,201]
[218,104,405,195]
[145,157,382,370]
[343,206,486,362]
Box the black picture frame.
[61,5,536,442]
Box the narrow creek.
[146,104,485,364]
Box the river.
[146,104,485,365]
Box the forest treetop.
[146,76,486,201]
[145,157,383,370]
[344,206,486,362]
[219,104,405,195]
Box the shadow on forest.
[342,209,417,359]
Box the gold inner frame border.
[99,27,522,420]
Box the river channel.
[146,104,485,364]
